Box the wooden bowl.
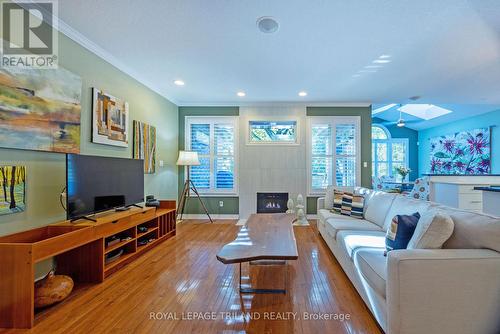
[34,271,74,308]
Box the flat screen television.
[66,154,144,220]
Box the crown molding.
[15,0,179,105]
[177,101,372,107]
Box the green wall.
[178,107,239,214]
[0,33,178,274]
[306,106,372,214]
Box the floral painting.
[430,128,490,175]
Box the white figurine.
[286,198,295,214]
[294,208,309,226]
[296,194,304,207]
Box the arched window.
[372,124,409,179]
[372,125,389,140]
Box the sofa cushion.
[325,216,382,239]
[332,190,343,213]
[354,248,387,298]
[385,212,421,253]
[432,205,500,252]
[364,191,397,228]
[340,192,365,219]
[382,195,435,231]
[324,185,335,210]
[407,210,454,249]
[336,230,386,259]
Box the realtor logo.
[1,0,58,68]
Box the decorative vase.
[286,198,295,214]
[34,270,74,308]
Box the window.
[371,124,409,179]
[307,116,361,194]
[248,120,298,144]
[185,116,238,194]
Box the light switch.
[363,161,368,168]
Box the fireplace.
[257,192,288,214]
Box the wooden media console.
[0,200,176,329]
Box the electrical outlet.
[159,160,164,167]
[219,201,224,207]
[363,161,368,168]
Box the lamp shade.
[176,151,200,166]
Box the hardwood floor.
[2,220,382,334]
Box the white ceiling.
[56,0,500,105]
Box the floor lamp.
[176,151,213,223]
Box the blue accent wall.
[372,117,419,180]
[418,109,500,176]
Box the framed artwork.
[430,127,491,175]
[247,120,298,145]
[92,88,129,147]
[0,68,82,153]
[133,120,156,174]
[0,166,26,216]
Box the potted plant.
[394,166,411,182]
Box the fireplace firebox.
[257,193,289,214]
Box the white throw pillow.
[324,185,335,210]
[407,210,454,249]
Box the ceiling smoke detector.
[257,17,279,34]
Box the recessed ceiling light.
[379,55,392,59]
[365,65,382,69]
[237,91,246,97]
[373,59,391,64]
[298,91,307,97]
[358,69,377,73]
[174,80,185,86]
[257,16,279,34]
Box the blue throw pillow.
[385,212,421,255]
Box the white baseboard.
[180,214,239,220]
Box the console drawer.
[459,193,483,210]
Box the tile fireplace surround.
[257,192,288,214]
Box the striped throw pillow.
[332,190,343,213]
[340,192,365,219]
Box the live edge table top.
[216,213,299,264]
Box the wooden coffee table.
[216,213,298,294]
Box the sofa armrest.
[317,197,325,211]
[387,249,500,334]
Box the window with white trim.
[185,116,238,194]
[371,124,409,179]
[307,116,361,194]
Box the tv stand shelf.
[0,200,176,329]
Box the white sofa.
[317,187,500,334]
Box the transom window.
[247,120,298,144]
[307,116,361,194]
[185,116,238,195]
[371,124,409,179]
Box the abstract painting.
[133,120,156,174]
[0,68,82,153]
[430,127,491,175]
[0,166,26,216]
[92,88,129,147]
